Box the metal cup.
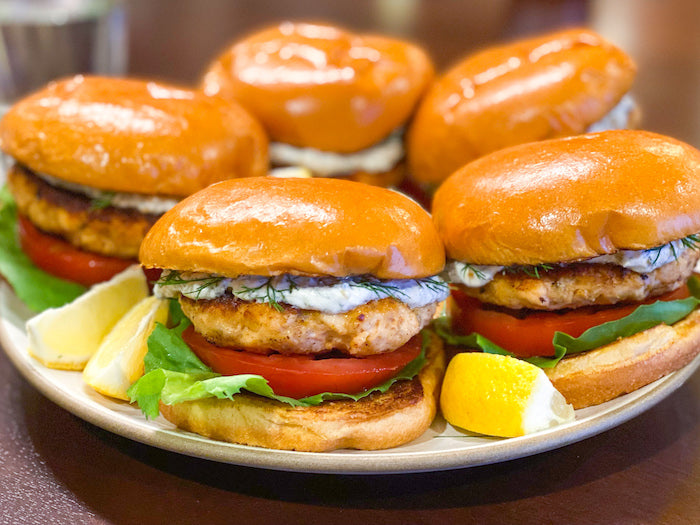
[0,0,127,104]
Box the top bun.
[201,21,434,153]
[0,75,268,197]
[140,177,445,279]
[408,28,636,186]
[432,130,700,266]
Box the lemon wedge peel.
[440,353,575,438]
[83,295,168,401]
[25,265,149,371]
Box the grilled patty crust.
[7,164,160,258]
[179,293,438,356]
[460,248,700,310]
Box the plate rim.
[1,283,698,475]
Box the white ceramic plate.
[2,283,699,474]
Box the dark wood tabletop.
[1,1,699,523]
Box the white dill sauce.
[154,272,449,314]
[447,238,693,288]
[37,173,180,215]
[268,132,404,177]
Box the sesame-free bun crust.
[140,177,445,279]
[407,28,636,185]
[158,331,444,451]
[201,21,434,152]
[432,130,700,266]
[545,308,700,409]
[0,75,268,196]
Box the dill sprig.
[460,263,486,281]
[237,277,299,312]
[156,271,226,300]
[504,264,555,279]
[348,279,409,300]
[647,243,665,265]
[418,277,450,295]
[681,234,700,250]
[645,234,700,264]
[157,272,448,310]
[90,191,116,210]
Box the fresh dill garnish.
[647,243,664,265]
[237,277,299,312]
[460,263,486,281]
[681,234,700,250]
[89,191,116,210]
[504,264,555,279]
[157,272,448,310]
[418,277,450,295]
[645,234,699,264]
[155,271,226,300]
[348,279,409,300]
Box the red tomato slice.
[451,285,691,359]
[17,214,134,286]
[182,326,422,398]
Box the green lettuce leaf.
[433,316,566,367]
[127,300,429,419]
[142,302,207,375]
[434,277,700,368]
[0,186,85,311]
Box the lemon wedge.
[83,295,168,400]
[26,265,149,370]
[440,352,575,437]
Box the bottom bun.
[546,308,700,409]
[159,331,445,451]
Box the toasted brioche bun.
[432,130,700,266]
[140,176,445,279]
[159,331,444,451]
[407,28,636,185]
[0,75,268,197]
[545,308,700,409]
[201,21,433,153]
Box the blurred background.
[124,0,700,147]
[1,0,699,145]
[0,3,698,522]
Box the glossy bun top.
[201,21,434,152]
[0,75,269,196]
[433,130,700,265]
[140,176,445,279]
[408,28,637,186]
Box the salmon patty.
[461,247,700,310]
[179,294,438,356]
[7,164,160,258]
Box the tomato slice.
[451,285,691,359]
[182,326,422,398]
[17,214,134,286]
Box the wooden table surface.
[1,1,699,523]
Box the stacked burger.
[2,19,699,453]
[201,21,434,188]
[129,176,449,451]
[407,27,639,189]
[0,75,267,303]
[433,130,700,409]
